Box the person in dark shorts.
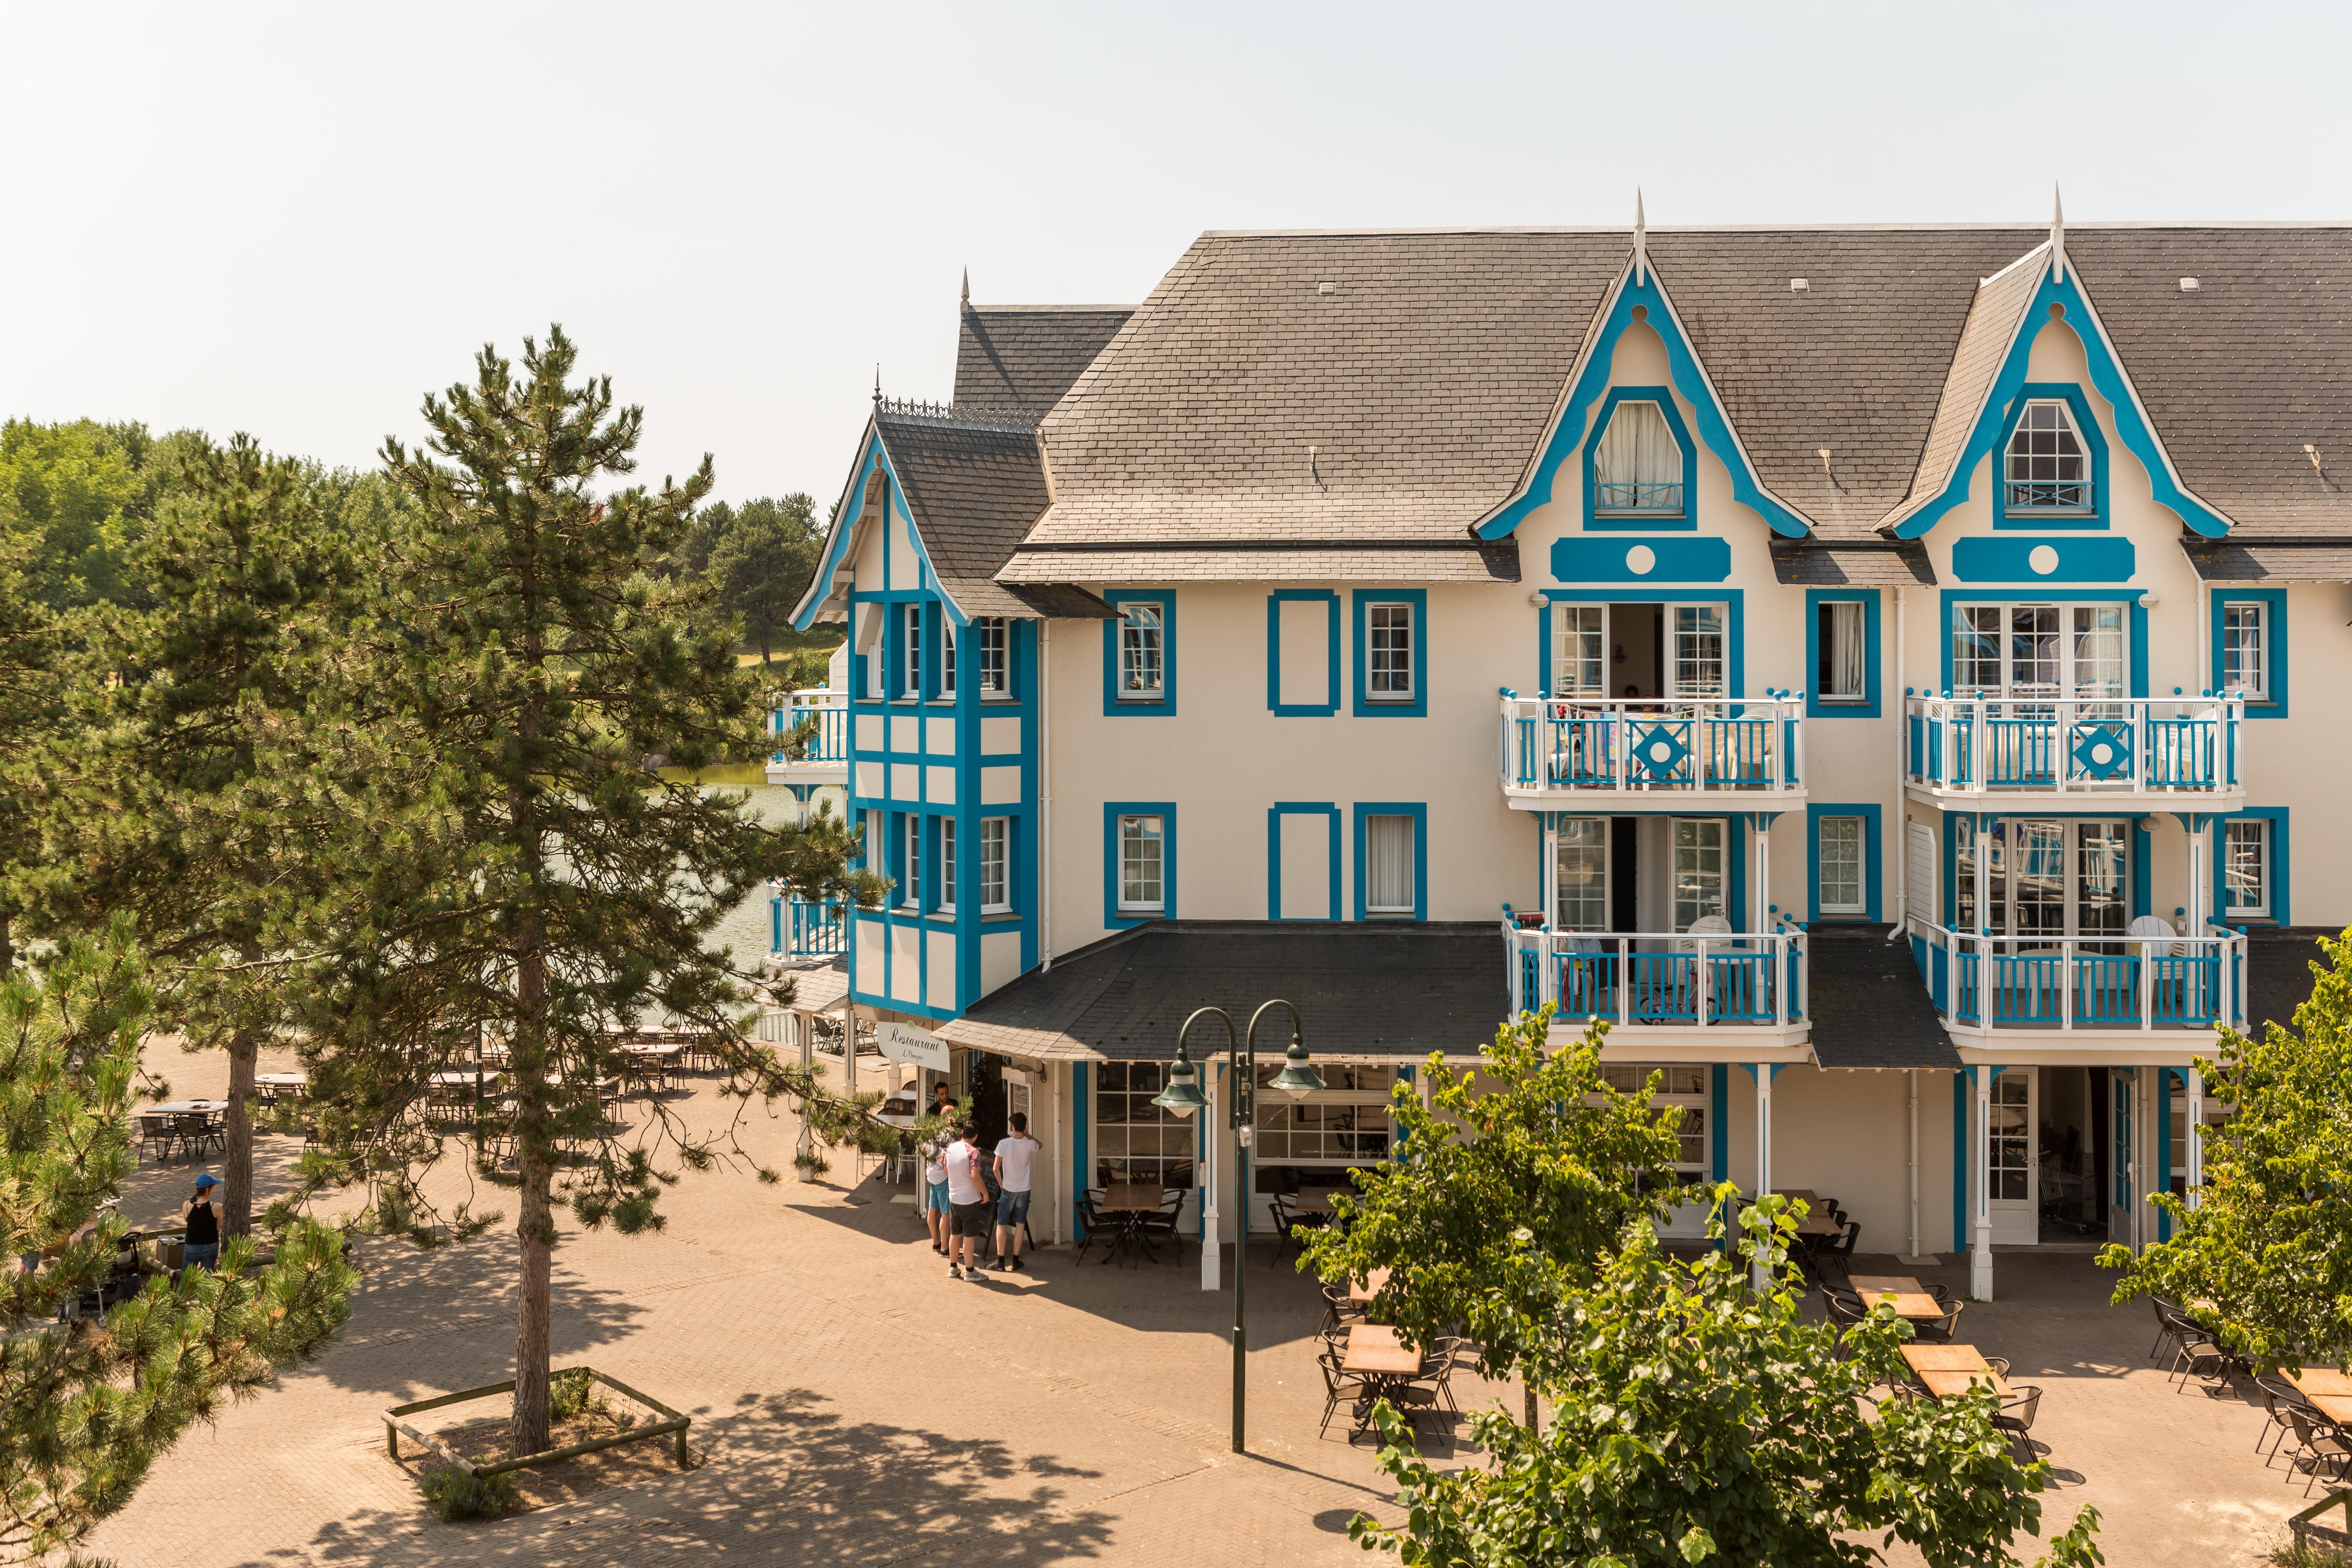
[943,1124,992,1281]
[992,1112,1040,1271]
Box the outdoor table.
[1773,1188,1817,1204]
[1293,1191,1335,1215]
[2288,1370,2352,1423]
[1794,1212,1843,1237]
[1903,1344,2011,1398]
[1097,1184,1164,1267]
[1349,1266,1393,1304]
[149,1100,226,1115]
[621,1043,685,1092]
[1849,1275,1945,1320]
[255,1073,307,1093]
[1343,1324,1423,1375]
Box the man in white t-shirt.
[991,1112,1041,1273]
[943,1125,993,1281]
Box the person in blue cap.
[182,1174,222,1271]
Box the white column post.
[1755,815,1771,934]
[1971,1067,1995,1301]
[2187,1066,2205,1207]
[1753,1064,1773,1290]
[1906,1069,1921,1261]
[844,1006,860,1094]
[1052,1063,1069,1247]
[1200,1061,1224,1291]
[1542,817,1558,929]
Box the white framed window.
[1365,815,1416,915]
[2005,399,2092,511]
[1671,605,1726,699]
[1367,603,1414,701]
[1594,400,1684,514]
[1818,815,1865,915]
[1119,605,1164,700]
[940,621,956,699]
[862,808,885,875]
[980,817,1011,913]
[1672,818,1725,932]
[1118,814,1164,912]
[977,617,1010,697]
[857,603,885,699]
[900,814,921,907]
[937,816,956,913]
[1817,600,1866,704]
[1551,604,1605,697]
[1554,817,1609,931]
[1953,816,2132,940]
[2222,601,2269,700]
[900,603,923,698]
[1598,1064,1708,1180]
[1950,602,2125,706]
[2225,818,2271,918]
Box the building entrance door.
[2109,1069,2136,1247]
[1989,1070,2037,1244]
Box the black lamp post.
[1152,999,1323,1454]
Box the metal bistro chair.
[1134,1190,1186,1266]
[1993,1385,2044,1465]
[1319,1281,1366,1336]
[2256,1372,2314,1466]
[1316,1349,1375,1440]
[2288,1409,2352,1497]
[1074,1193,1110,1266]
[1918,1285,1965,1343]
[1268,1193,1316,1269]
[2148,1296,2184,1364]
[134,1113,175,1163]
[2163,1308,2230,1386]
[172,1113,221,1162]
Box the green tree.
[0,534,69,978]
[1352,1198,2102,1568]
[0,923,357,1564]
[703,493,821,663]
[312,326,805,1458]
[2100,930,2352,1374]
[0,418,200,612]
[24,435,367,1241]
[1301,1009,1682,1429]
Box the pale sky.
[6,2,2348,509]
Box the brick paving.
[90,1043,2316,1566]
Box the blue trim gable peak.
[1478,273,1811,542]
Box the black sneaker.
[994,1257,1014,1272]
[1009,1256,1026,1271]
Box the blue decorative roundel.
[1632,724,1690,780]
[2070,723,2134,780]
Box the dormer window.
[1593,400,1684,515]
[2005,399,2092,511]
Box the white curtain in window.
[1366,815,1414,913]
[1594,401,1680,509]
[1555,817,1609,929]
[1824,601,1865,699]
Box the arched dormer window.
[1592,397,1685,518]
[2005,398,2092,513]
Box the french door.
[1954,817,2129,950]
[1551,603,1731,701]
[1989,1070,2037,1244]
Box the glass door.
[1989,1070,2037,1244]
[1598,1065,1711,1238]
[1953,818,2131,950]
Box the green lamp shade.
[1269,1038,1324,1099]
[1152,1046,1208,1117]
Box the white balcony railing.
[1904,917,2245,1033]
[1499,694,1805,798]
[770,688,848,765]
[1503,921,1807,1028]
[1902,693,2242,797]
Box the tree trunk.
[510,920,552,1459]
[1524,1381,1539,1435]
[222,1032,259,1237]
[758,628,771,664]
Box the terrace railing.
[1503,921,1807,1028]
[1905,917,2244,1033]
[769,893,847,959]
[1500,694,1805,797]
[1902,693,2242,797]
[771,688,849,765]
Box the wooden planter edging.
[382,1367,690,1478]
[2291,1490,2352,1550]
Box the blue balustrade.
[768,894,847,958]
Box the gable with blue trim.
[793,425,971,634]
[1478,273,1811,542]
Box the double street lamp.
[1151,999,1324,1454]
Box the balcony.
[1905,918,2245,1043]
[764,688,849,786]
[1902,694,2242,808]
[769,893,847,959]
[1499,694,1806,811]
[1503,921,1809,1052]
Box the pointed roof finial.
[1633,188,1648,287]
[960,267,970,308]
[2050,183,2067,285]
[873,363,882,405]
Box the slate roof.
[1802,925,1961,1070]
[953,304,1134,415]
[2244,928,2333,1039]
[933,920,1511,1063]
[2180,540,2352,581]
[1768,540,1936,586]
[1007,224,2352,570]
[873,412,1115,620]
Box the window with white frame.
[1093,1062,1192,1187]
[1552,604,1606,697]
[1951,602,2126,709]
[1118,814,1164,913]
[1672,606,1726,699]
[1817,600,1866,704]
[2005,399,2092,511]
[1673,819,1726,932]
[1593,400,1684,514]
[940,620,956,699]
[858,604,884,699]
[1598,1065,1708,1188]
[863,807,885,876]
[937,816,956,913]
[980,817,1011,913]
[977,617,1010,696]
[1118,604,1163,700]
[1555,817,1609,930]
[900,814,921,907]
[2222,601,2269,701]
[1367,602,1414,701]
[1817,815,1865,915]
[899,603,923,698]
[2225,818,2271,918]
[1364,815,1416,915]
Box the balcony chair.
[1134,1192,1186,1265]
[1918,1285,1965,1342]
[1814,1220,1861,1286]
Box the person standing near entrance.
[181,1173,222,1271]
[944,1124,992,1282]
[992,1112,1040,1272]
[919,1128,952,1256]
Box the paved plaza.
[91,1043,2316,1567]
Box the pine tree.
[0,923,356,1563]
[0,534,68,979]
[322,327,806,1458]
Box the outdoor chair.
[1992,1385,2043,1465]
[133,1114,175,1162]
[1318,1282,1364,1335]
[2147,1297,2183,1365]
[172,1114,220,1161]
[1134,1193,1185,1265]
[1984,1356,2011,1377]
[1316,1350,1375,1440]
[1823,1289,1868,1338]
[1267,1195,1311,1269]
[1814,1220,1861,1286]
[1377,1367,1444,1440]
[1428,1335,1467,1414]
[2257,1372,2313,1465]
[1919,1286,1964,1342]
[2162,1310,2229,1386]
[2288,1409,2352,1497]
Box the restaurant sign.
[875,1021,949,1072]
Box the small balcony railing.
[770,893,847,958]
[1594,481,1685,514]
[1902,694,2241,797]
[1905,918,2244,1033]
[771,689,849,764]
[1500,694,1805,797]
[1503,921,1807,1028]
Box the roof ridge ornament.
[1633,188,1648,286]
[961,267,971,309]
[873,363,882,405]
[2050,183,2067,285]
